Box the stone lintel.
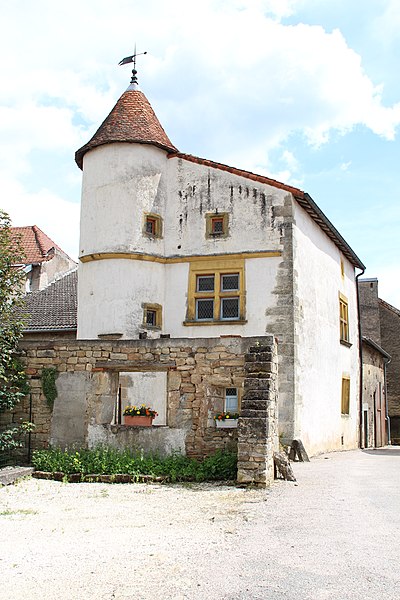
[95,360,176,372]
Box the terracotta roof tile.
[22,269,77,331]
[75,89,177,169]
[10,225,68,264]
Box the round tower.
[75,79,177,339]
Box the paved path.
[0,449,399,599]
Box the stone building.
[11,225,76,292]
[361,337,390,448]
[359,278,400,443]
[70,73,365,459]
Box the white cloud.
[0,0,399,264]
[1,179,80,260]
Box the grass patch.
[0,509,38,516]
[31,447,237,483]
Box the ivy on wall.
[41,367,58,408]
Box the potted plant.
[214,412,240,429]
[123,405,158,427]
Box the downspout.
[384,356,392,445]
[356,267,366,448]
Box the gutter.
[356,266,366,448]
[23,328,77,333]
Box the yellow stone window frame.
[339,292,349,343]
[142,303,162,329]
[185,258,246,325]
[205,212,229,239]
[143,213,163,239]
[341,375,350,415]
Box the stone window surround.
[143,213,163,239]
[339,292,350,345]
[184,257,246,326]
[205,212,229,239]
[142,302,162,330]
[341,374,350,415]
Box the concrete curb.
[0,466,34,486]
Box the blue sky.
[1,0,399,306]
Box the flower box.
[215,418,238,429]
[124,415,154,427]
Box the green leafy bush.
[31,447,237,482]
[41,367,58,408]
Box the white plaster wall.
[121,371,167,426]
[164,257,280,338]
[165,157,287,256]
[78,254,280,339]
[292,203,360,455]
[78,143,287,339]
[77,259,165,339]
[79,144,168,257]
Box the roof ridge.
[168,152,305,198]
[32,225,47,258]
[168,153,364,269]
[378,297,400,317]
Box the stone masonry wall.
[11,337,279,481]
[237,338,278,486]
[379,302,400,439]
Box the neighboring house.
[359,278,400,444]
[70,75,365,458]
[11,225,76,292]
[22,269,77,340]
[362,336,390,448]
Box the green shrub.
[31,447,237,482]
[41,367,58,408]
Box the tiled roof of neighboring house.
[170,153,365,270]
[379,298,400,318]
[22,269,77,331]
[11,225,68,264]
[75,88,177,169]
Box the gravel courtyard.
[1,448,399,600]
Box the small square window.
[221,297,239,320]
[221,273,239,291]
[142,303,162,329]
[196,298,214,320]
[143,213,162,238]
[146,218,156,235]
[146,310,157,326]
[197,275,215,292]
[211,217,224,234]
[225,388,238,413]
[205,213,229,239]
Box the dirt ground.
[1,448,399,600]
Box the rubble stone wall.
[8,336,278,485]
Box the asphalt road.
[1,448,399,600]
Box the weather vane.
[118,44,147,86]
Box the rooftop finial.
[118,44,147,87]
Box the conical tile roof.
[75,88,177,169]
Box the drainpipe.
[355,267,366,448]
[384,357,392,445]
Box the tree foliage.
[0,210,31,452]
